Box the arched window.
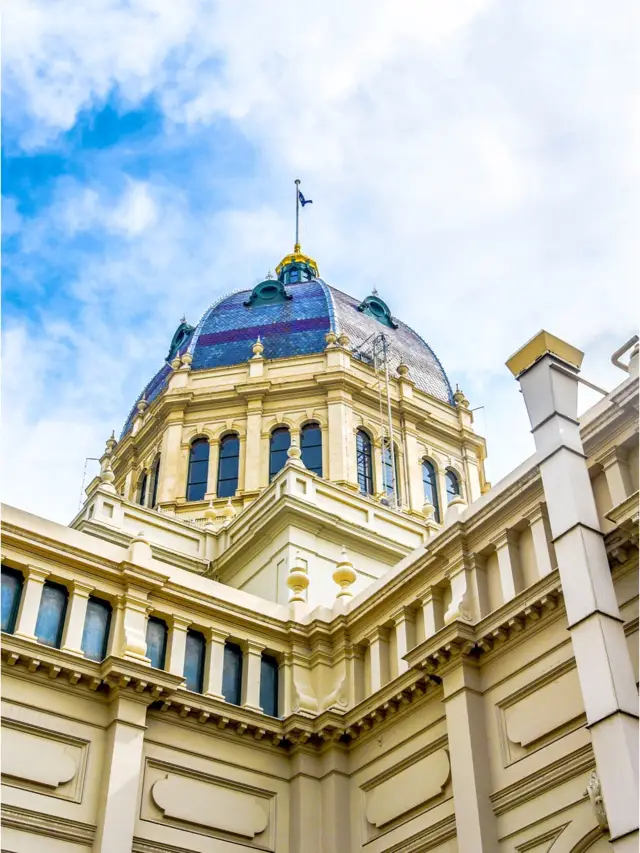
[35,582,68,648]
[356,429,374,495]
[146,617,168,670]
[81,597,112,661]
[269,427,290,481]
[217,433,240,498]
[184,629,206,693]
[138,471,148,506]
[301,423,322,476]
[186,438,210,502]
[260,654,279,718]
[446,469,461,503]
[149,456,161,508]
[1,567,24,634]
[222,641,243,706]
[422,460,441,523]
[382,439,400,502]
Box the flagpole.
[294,178,300,251]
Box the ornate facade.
[1,248,638,853]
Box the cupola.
[275,243,319,284]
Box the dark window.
[422,460,441,523]
[35,582,68,648]
[81,597,112,661]
[382,440,399,501]
[150,456,161,508]
[260,654,279,717]
[217,434,240,498]
[301,423,322,476]
[356,429,374,495]
[288,268,300,283]
[446,470,460,503]
[1,567,23,634]
[187,438,209,502]
[222,641,243,706]
[138,471,148,506]
[269,427,290,481]
[184,629,206,693]
[146,617,168,670]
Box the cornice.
[1,804,96,846]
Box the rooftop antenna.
[78,457,100,510]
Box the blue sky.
[3,0,639,522]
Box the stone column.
[420,586,444,639]
[402,421,424,512]
[494,529,523,602]
[205,439,220,499]
[326,389,355,486]
[366,628,390,692]
[242,640,265,712]
[204,627,228,700]
[437,468,449,516]
[597,446,633,508]
[60,581,94,655]
[392,609,414,675]
[167,615,191,679]
[157,414,184,505]
[13,566,49,641]
[507,331,639,850]
[244,399,263,492]
[345,643,365,706]
[93,693,149,853]
[524,503,555,579]
[442,660,499,852]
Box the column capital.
[391,606,413,626]
[364,625,390,645]
[70,580,95,597]
[418,584,444,605]
[169,615,192,632]
[594,445,628,469]
[207,626,230,644]
[494,528,519,551]
[523,501,548,525]
[24,565,50,583]
[242,638,266,655]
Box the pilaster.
[524,503,555,579]
[242,639,265,712]
[419,586,444,639]
[157,413,185,505]
[366,627,390,692]
[60,581,94,655]
[205,438,220,498]
[597,446,633,508]
[392,608,414,675]
[13,565,50,641]
[204,627,228,699]
[494,528,523,602]
[244,398,264,492]
[167,615,191,678]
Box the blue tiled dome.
[120,274,453,437]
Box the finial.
[453,385,469,409]
[204,499,217,525]
[294,242,301,254]
[252,336,264,358]
[372,286,379,296]
[397,363,410,378]
[222,497,235,521]
[136,393,148,414]
[333,547,357,600]
[170,351,182,370]
[180,315,186,324]
[99,457,117,493]
[325,331,338,349]
[286,437,305,468]
[105,430,117,454]
[286,551,310,603]
[338,331,350,350]
[180,350,193,369]
[265,270,273,280]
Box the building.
[1,245,638,853]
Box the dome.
[120,251,453,437]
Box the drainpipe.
[506,331,638,851]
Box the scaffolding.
[352,332,399,508]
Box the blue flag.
[298,190,313,206]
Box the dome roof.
[120,258,453,437]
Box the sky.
[2,0,639,524]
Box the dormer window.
[357,295,397,329]
[244,279,292,307]
[166,319,195,363]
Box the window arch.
[269,427,290,481]
[260,654,279,718]
[422,460,441,522]
[356,429,374,495]
[35,582,68,648]
[1,567,24,634]
[382,439,400,503]
[81,596,112,661]
[217,433,240,498]
[446,469,461,503]
[222,641,243,706]
[138,471,148,506]
[149,456,161,508]
[184,629,206,693]
[146,616,168,670]
[186,438,210,502]
[300,423,322,476]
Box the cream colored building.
[1,247,638,853]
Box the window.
[184,630,206,693]
[422,460,441,522]
[35,582,68,648]
[301,423,322,476]
[149,456,161,508]
[138,471,148,506]
[81,597,112,661]
[356,429,374,495]
[446,469,460,503]
[222,641,243,706]
[1,567,23,634]
[217,433,240,498]
[269,427,290,481]
[146,617,168,670]
[260,654,279,717]
[187,438,210,502]
[382,440,400,502]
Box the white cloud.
[2,0,639,520]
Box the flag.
[298,190,313,207]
